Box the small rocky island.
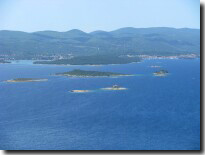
[6,78,48,83]
[69,90,91,93]
[153,70,169,77]
[150,65,161,68]
[101,85,127,90]
[70,85,127,93]
[56,69,132,77]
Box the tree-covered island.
[55,69,132,77]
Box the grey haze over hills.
[0,27,200,58]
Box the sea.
[0,59,200,150]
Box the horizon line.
[0,26,200,33]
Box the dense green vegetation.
[0,27,200,58]
[56,69,130,77]
[34,55,141,65]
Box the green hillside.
[0,27,200,58]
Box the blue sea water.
[0,59,200,150]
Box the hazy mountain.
[0,27,200,57]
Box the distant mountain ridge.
[0,27,200,58]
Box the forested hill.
[0,27,200,57]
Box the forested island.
[6,78,48,82]
[55,69,132,77]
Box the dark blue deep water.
[0,59,200,150]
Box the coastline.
[0,54,199,67]
[55,74,134,78]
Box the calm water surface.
[0,59,200,150]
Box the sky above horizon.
[0,0,200,32]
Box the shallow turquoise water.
[0,59,200,150]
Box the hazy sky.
[0,0,200,32]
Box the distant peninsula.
[6,78,48,83]
[55,69,132,77]
[34,55,140,65]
